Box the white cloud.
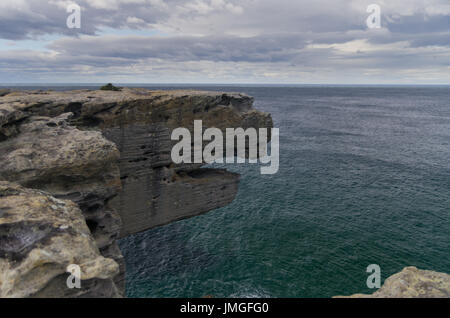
[126,16,146,24]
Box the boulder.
[335,266,450,298]
[0,182,119,298]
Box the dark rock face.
[0,88,273,297]
[111,167,240,236]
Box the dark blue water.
[5,85,450,297]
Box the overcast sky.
[0,0,449,84]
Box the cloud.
[48,33,309,62]
[0,0,449,83]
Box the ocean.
[4,84,450,297]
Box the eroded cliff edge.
[0,88,272,297]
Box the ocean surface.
[4,84,450,297]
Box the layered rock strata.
[0,88,272,236]
[0,88,273,297]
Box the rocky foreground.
[0,88,272,297]
[336,267,450,298]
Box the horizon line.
[1,83,450,86]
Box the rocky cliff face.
[336,267,450,298]
[0,88,272,297]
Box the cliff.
[335,267,450,298]
[0,88,272,297]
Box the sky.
[0,0,449,84]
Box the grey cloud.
[49,34,308,62]
[385,13,450,34]
[0,0,449,83]
[0,1,448,43]
[0,0,171,40]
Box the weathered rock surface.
[0,182,119,298]
[336,267,450,298]
[0,88,273,297]
[0,113,125,295]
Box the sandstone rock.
[0,88,268,132]
[0,113,125,295]
[336,266,450,298]
[0,182,119,298]
[0,113,121,197]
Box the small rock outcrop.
[0,182,119,298]
[100,83,121,91]
[336,267,450,298]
